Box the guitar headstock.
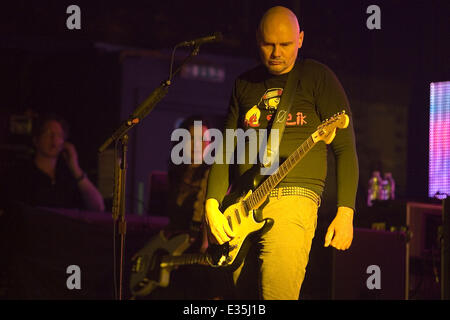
[311,110,349,144]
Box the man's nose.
[271,45,281,58]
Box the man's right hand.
[205,198,235,245]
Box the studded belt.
[269,186,321,207]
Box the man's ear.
[298,31,304,49]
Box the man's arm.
[324,114,358,250]
[315,63,359,250]
[63,142,105,212]
[204,80,240,244]
[74,169,105,212]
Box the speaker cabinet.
[406,202,442,258]
[303,202,444,300]
[331,228,407,300]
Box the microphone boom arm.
[97,43,204,301]
[98,45,200,153]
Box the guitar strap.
[261,59,302,173]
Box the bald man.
[205,6,358,299]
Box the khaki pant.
[233,195,318,300]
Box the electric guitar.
[129,111,349,296]
[207,111,350,270]
[129,230,210,297]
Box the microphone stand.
[98,44,201,300]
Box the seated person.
[4,114,105,211]
[148,115,233,299]
[165,115,211,251]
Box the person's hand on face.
[62,142,81,174]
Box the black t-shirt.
[3,159,84,210]
[165,164,209,234]
[206,58,359,210]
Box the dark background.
[1,0,449,206]
[0,0,449,300]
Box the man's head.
[32,114,69,159]
[257,6,304,75]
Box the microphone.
[178,32,223,47]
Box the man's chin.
[266,64,287,75]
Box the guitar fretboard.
[244,136,316,210]
[160,253,210,268]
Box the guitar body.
[129,231,191,297]
[208,166,274,271]
[207,112,349,271]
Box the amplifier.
[332,228,407,300]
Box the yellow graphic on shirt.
[244,105,261,128]
[260,88,283,111]
[243,88,308,128]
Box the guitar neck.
[244,136,316,210]
[160,253,210,268]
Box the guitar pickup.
[227,216,233,231]
[131,256,143,273]
[234,209,241,224]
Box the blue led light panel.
[429,81,450,198]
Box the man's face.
[258,18,303,75]
[34,120,65,158]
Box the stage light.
[429,81,450,199]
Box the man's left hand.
[324,206,354,250]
